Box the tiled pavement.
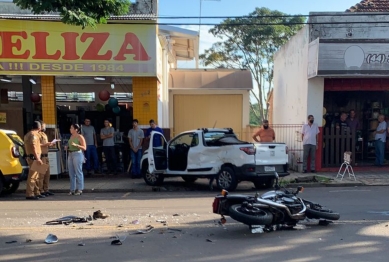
[14,169,389,194]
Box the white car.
[141,128,289,191]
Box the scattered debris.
[46,215,92,225]
[45,234,58,244]
[26,239,32,243]
[135,225,154,234]
[156,219,166,223]
[93,210,109,220]
[111,240,122,245]
[206,239,213,242]
[117,224,124,228]
[5,240,17,244]
[78,243,85,246]
[131,220,140,225]
[172,214,180,217]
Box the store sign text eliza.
[0,31,153,74]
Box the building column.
[22,76,33,134]
[41,76,57,139]
[132,77,158,126]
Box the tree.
[13,0,131,28]
[200,7,305,123]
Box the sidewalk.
[15,170,388,194]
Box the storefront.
[272,11,389,170]
[0,15,199,173]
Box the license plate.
[265,166,275,172]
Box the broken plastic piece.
[45,234,58,244]
[111,240,122,245]
[135,225,154,234]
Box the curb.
[14,182,366,194]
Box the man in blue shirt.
[145,119,164,147]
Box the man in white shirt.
[301,115,320,173]
[374,114,387,166]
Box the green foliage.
[13,0,131,28]
[200,7,305,123]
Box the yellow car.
[0,129,29,195]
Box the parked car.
[140,128,289,191]
[0,129,29,195]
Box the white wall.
[307,77,324,125]
[273,26,310,125]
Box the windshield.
[7,134,24,146]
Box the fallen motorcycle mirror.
[212,172,340,233]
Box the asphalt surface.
[1,187,389,262]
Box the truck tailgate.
[254,143,288,165]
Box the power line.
[157,13,389,19]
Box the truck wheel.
[217,166,238,191]
[1,181,20,194]
[253,178,275,189]
[142,161,164,186]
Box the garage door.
[173,94,243,138]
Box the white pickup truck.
[140,128,289,191]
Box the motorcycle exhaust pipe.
[255,198,306,219]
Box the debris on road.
[45,234,58,244]
[93,210,109,219]
[26,239,32,243]
[45,215,92,225]
[5,240,17,244]
[111,240,122,245]
[78,243,85,246]
[131,220,140,225]
[134,225,154,234]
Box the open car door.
[147,131,168,174]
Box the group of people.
[81,118,163,178]
[24,121,85,199]
[23,118,164,199]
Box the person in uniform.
[37,121,55,196]
[24,121,45,200]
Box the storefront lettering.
[366,53,388,64]
[0,31,151,61]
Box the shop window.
[56,92,95,102]
[113,92,133,102]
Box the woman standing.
[65,124,87,195]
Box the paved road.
[1,187,389,262]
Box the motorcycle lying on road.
[212,172,340,233]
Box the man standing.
[336,112,350,134]
[252,120,275,142]
[374,114,387,167]
[81,118,99,175]
[38,121,55,196]
[100,119,117,175]
[145,119,163,147]
[301,115,320,173]
[24,121,45,200]
[128,119,144,178]
[346,109,360,133]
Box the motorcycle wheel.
[305,203,340,220]
[229,204,273,226]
